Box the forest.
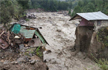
[1,0,108,24]
[71,0,108,16]
[28,0,73,11]
[0,0,75,24]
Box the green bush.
[0,0,23,25]
[91,54,108,70]
[97,59,108,70]
[36,47,42,57]
[97,27,108,47]
[25,18,29,21]
[72,0,108,17]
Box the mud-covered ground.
[10,11,100,70]
[23,12,99,70]
[0,46,47,70]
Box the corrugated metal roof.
[20,26,35,38]
[75,11,108,21]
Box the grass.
[97,59,108,70]
[91,54,108,70]
[25,18,29,21]
[36,47,42,57]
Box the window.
[97,21,101,26]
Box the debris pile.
[0,30,24,49]
[0,23,48,70]
[0,23,49,61]
[0,23,48,49]
[27,14,36,19]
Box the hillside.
[71,0,108,16]
[58,0,66,1]
[59,0,81,8]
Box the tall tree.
[0,0,23,25]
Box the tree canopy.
[0,0,75,25]
[0,0,23,24]
[0,0,76,25]
[71,0,108,16]
[27,0,73,11]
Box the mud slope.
[22,12,99,70]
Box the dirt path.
[22,12,99,70]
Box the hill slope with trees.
[0,0,24,25]
[71,0,108,16]
[0,0,75,24]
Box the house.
[70,11,108,53]
[10,23,48,47]
[70,11,108,30]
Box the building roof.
[10,23,49,44]
[70,11,108,21]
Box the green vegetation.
[24,47,42,57]
[17,0,31,9]
[65,0,81,8]
[36,47,42,57]
[97,27,108,47]
[0,0,24,25]
[91,54,108,70]
[26,0,73,11]
[71,0,108,16]
[0,0,76,25]
[96,27,108,70]
[16,0,75,11]
[25,18,29,21]
[97,59,108,70]
[68,9,71,15]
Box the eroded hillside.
[12,11,99,70]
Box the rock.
[17,56,29,63]
[56,29,61,32]
[11,61,18,64]
[19,20,26,24]
[30,60,36,65]
[0,61,48,70]
[0,39,9,49]
[19,44,25,50]
[3,60,10,65]
[28,14,36,19]
[63,49,72,57]
[19,44,26,52]
[30,56,41,62]
[44,50,52,54]
[50,59,56,64]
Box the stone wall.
[94,21,108,30]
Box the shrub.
[0,0,23,25]
[36,47,42,57]
[25,18,29,21]
[91,54,108,70]
[97,59,108,70]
